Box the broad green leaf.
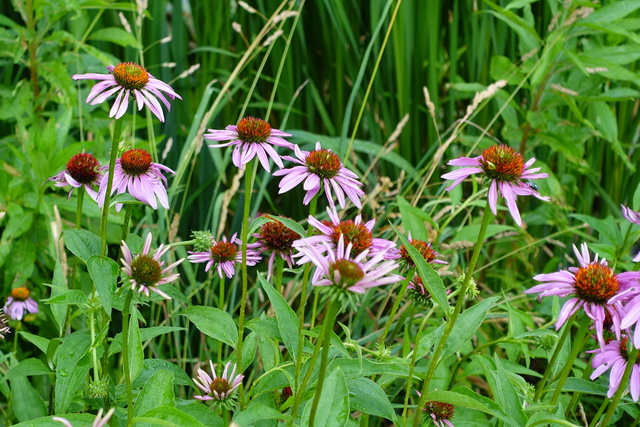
[582,1,640,23]
[393,228,449,312]
[1,358,52,383]
[17,332,50,356]
[561,377,609,396]
[133,359,194,388]
[49,259,67,336]
[302,368,349,427]
[258,273,300,361]
[328,358,410,381]
[233,402,287,425]
[177,402,225,427]
[134,370,175,417]
[442,297,499,359]
[257,334,281,372]
[12,414,95,426]
[87,255,119,317]
[489,355,527,426]
[10,376,47,422]
[63,229,101,262]
[348,378,396,422]
[132,406,207,427]
[53,331,92,413]
[42,289,87,305]
[180,306,238,349]
[127,307,144,383]
[88,27,140,48]
[110,192,144,207]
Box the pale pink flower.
[3,287,38,321]
[188,233,261,279]
[121,233,183,300]
[591,336,640,401]
[525,243,640,347]
[96,149,173,212]
[193,361,244,401]
[441,144,549,226]
[273,142,364,210]
[47,152,103,202]
[72,62,181,122]
[248,217,301,280]
[622,204,640,262]
[204,116,293,172]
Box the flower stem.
[237,158,256,409]
[378,273,412,346]
[99,119,124,257]
[549,314,592,406]
[121,204,132,243]
[274,256,284,295]
[121,289,134,424]
[218,274,225,363]
[414,206,493,426]
[533,310,578,402]
[75,186,85,229]
[600,346,640,426]
[308,297,340,427]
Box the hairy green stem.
[414,207,493,426]
[75,186,85,229]
[99,119,124,257]
[309,298,340,427]
[121,204,132,243]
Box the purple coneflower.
[204,116,293,172]
[415,391,455,427]
[53,408,115,427]
[48,152,103,201]
[96,149,174,212]
[188,233,261,279]
[295,235,400,294]
[121,233,183,300]
[441,144,549,226]
[621,204,640,262]
[293,208,394,262]
[0,309,10,339]
[591,336,640,401]
[193,361,244,402]
[273,142,364,210]
[3,287,38,321]
[249,217,301,280]
[385,232,447,269]
[525,243,640,347]
[72,62,181,122]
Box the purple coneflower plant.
[188,233,261,279]
[72,62,181,122]
[273,142,364,210]
[48,152,103,201]
[441,144,549,226]
[3,287,38,321]
[96,149,174,212]
[193,361,244,402]
[53,408,115,427]
[590,336,640,402]
[249,217,301,279]
[121,233,183,300]
[293,208,394,261]
[621,204,640,262]
[525,243,640,347]
[204,116,293,172]
[295,235,400,294]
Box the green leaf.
[348,378,396,422]
[134,370,175,417]
[233,402,287,425]
[395,196,431,240]
[582,1,640,23]
[425,388,520,426]
[63,229,101,262]
[443,297,499,359]
[10,376,47,422]
[110,192,144,207]
[19,332,50,356]
[490,355,527,426]
[53,331,92,413]
[452,224,515,243]
[132,406,207,427]
[1,358,52,383]
[133,359,194,388]
[177,402,225,427]
[42,289,87,305]
[393,227,449,312]
[180,306,238,349]
[49,259,68,336]
[127,307,144,383]
[87,255,119,317]
[258,273,301,361]
[88,27,140,48]
[302,368,349,427]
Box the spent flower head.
[441,144,549,226]
[48,152,103,201]
[121,233,183,300]
[96,148,174,212]
[188,233,261,279]
[72,62,181,122]
[590,336,640,401]
[386,232,447,269]
[193,361,244,405]
[204,116,293,172]
[525,243,640,348]
[3,287,38,321]
[273,142,364,210]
